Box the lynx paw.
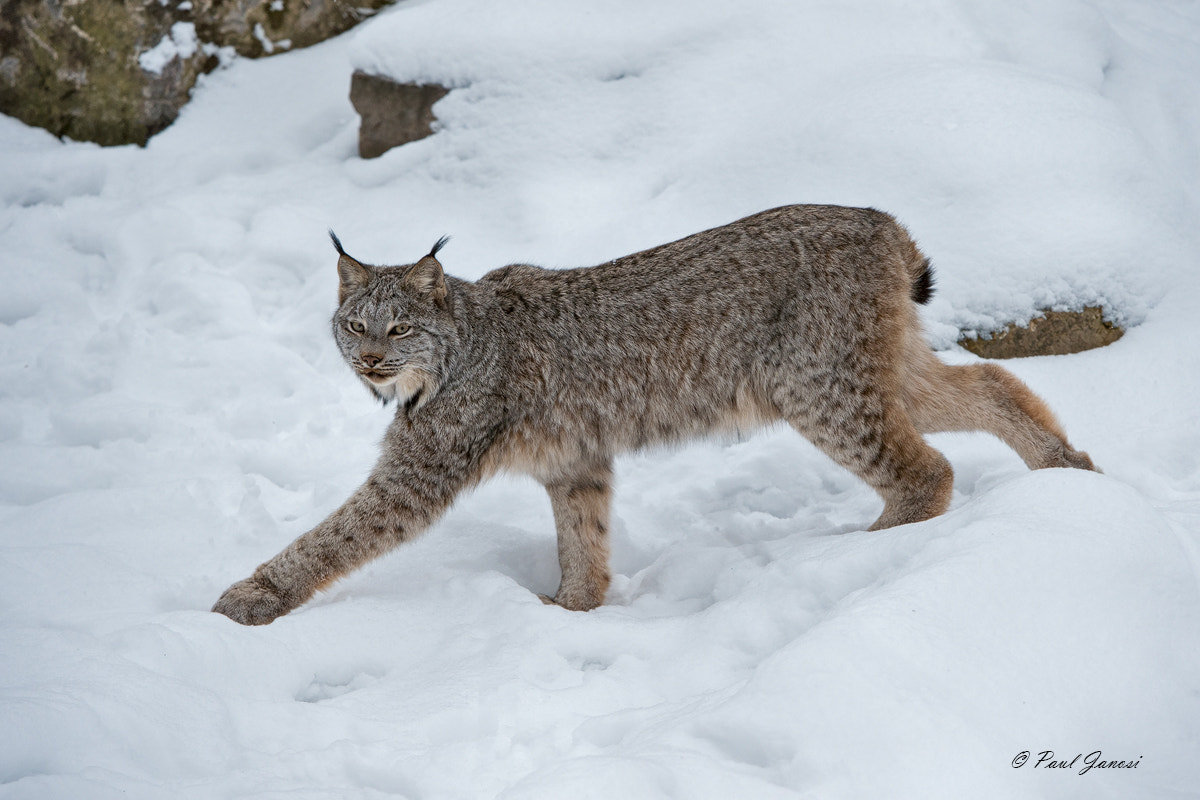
[1043,444,1099,472]
[537,589,604,611]
[1064,448,1098,472]
[212,577,290,626]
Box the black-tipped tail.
[911,258,936,305]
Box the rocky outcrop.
[192,0,393,59]
[0,0,397,147]
[0,0,206,146]
[959,306,1124,359]
[350,71,449,158]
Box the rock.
[350,71,449,158]
[958,306,1124,359]
[0,0,397,147]
[0,0,211,146]
[191,0,395,60]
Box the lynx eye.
[388,324,413,338]
[346,320,366,335]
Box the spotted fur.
[213,205,1095,624]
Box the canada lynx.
[213,205,1095,624]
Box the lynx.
[213,205,1095,624]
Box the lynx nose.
[361,353,383,368]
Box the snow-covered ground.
[2,0,1199,797]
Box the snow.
[138,22,200,75]
[2,0,1199,797]
[254,23,292,55]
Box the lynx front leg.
[213,438,474,624]
[212,481,418,625]
[542,460,613,611]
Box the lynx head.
[329,231,457,408]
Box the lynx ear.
[404,236,450,302]
[330,230,371,305]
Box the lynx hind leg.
[900,346,1097,472]
[837,409,953,531]
[543,460,613,611]
[773,377,953,531]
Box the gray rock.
[191,0,395,60]
[0,0,397,147]
[959,306,1124,359]
[0,0,205,146]
[350,71,449,158]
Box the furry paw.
[212,577,290,625]
[537,588,603,611]
[1047,445,1099,472]
[1065,448,1099,472]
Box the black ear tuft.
[428,235,450,259]
[329,229,347,256]
[333,231,372,305]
